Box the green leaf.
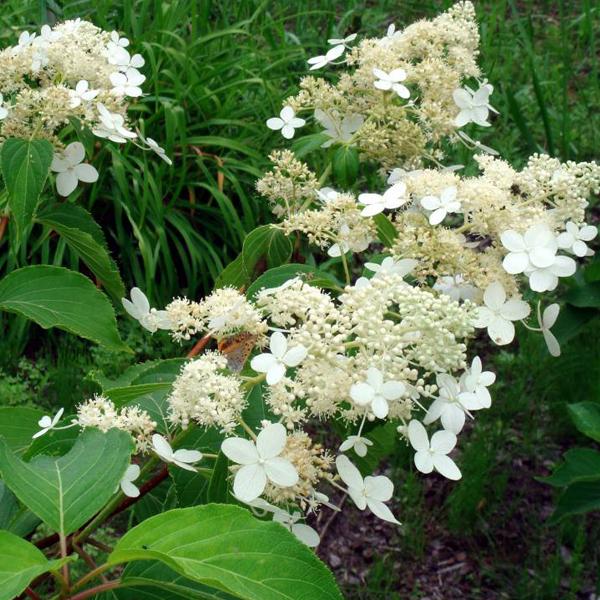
[214,254,250,289]
[0,138,53,243]
[242,225,293,273]
[0,266,128,351]
[549,480,600,523]
[0,428,132,536]
[172,428,224,507]
[116,561,238,599]
[108,504,342,600]
[372,214,398,247]
[351,422,400,475]
[0,530,66,600]
[242,384,275,430]
[539,448,600,487]
[568,402,600,442]
[106,359,187,434]
[564,282,600,307]
[0,482,40,537]
[332,146,359,188]
[106,382,174,405]
[205,451,229,504]
[37,204,125,300]
[0,407,43,455]
[0,481,18,528]
[245,264,340,299]
[553,304,597,344]
[291,133,329,158]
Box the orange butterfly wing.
[218,333,257,372]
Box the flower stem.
[70,564,113,593]
[340,252,352,286]
[317,163,332,187]
[238,417,257,440]
[69,580,121,600]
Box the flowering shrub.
[0,4,598,600]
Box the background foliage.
[0,0,598,598]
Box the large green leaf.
[564,281,600,308]
[0,266,128,351]
[108,504,342,600]
[0,407,43,455]
[245,263,339,299]
[106,359,187,434]
[0,481,39,537]
[0,428,132,536]
[242,225,293,273]
[372,214,398,247]
[332,145,359,187]
[0,138,53,243]
[37,204,125,300]
[549,480,600,523]
[214,254,250,289]
[568,402,600,442]
[116,561,238,599]
[0,530,66,600]
[540,448,600,487]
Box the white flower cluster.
[0,21,171,197]
[76,394,156,452]
[257,2,600,359]
[119,260,484,543]
[168,352,246,433]
[34,3,596,550]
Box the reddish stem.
[186,333,211,358]
[24,588,42,600]
[68,580,121,600]
[108,464,169,518]
[0,216,8,242]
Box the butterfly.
[217,332,257,372]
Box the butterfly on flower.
[217,332,258,372]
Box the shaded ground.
[317,434,599,599]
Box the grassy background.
[0,0,598,597]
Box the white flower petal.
[407,419,429,452]
[282,345,307,367]
[250,353,278,374]
[233,463,267,502]
[266,362,286,385]
[152,434,173,461]
[500,298,530,321]
[256,423,287,459]
[483,282,506,311]
[56,170,79,197]
[487,316,515,345]
[432,455,462,480]
[221,437,259,465]
[120,479,140,498]
[74,163,99,183]
[364,475,393,502]
[336,454,364,490]
[264,457,298,487]
[414,450,434,474]
[367,499,400,524]
[291,523,320,547]
[502,252,529,274]
[543,329,561,357]
[266,117,283,130]
[172,449,202,464]
[350,382,375,406]
[269,332,287,358]
[371,395,389,419]
[430,430,457,454]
